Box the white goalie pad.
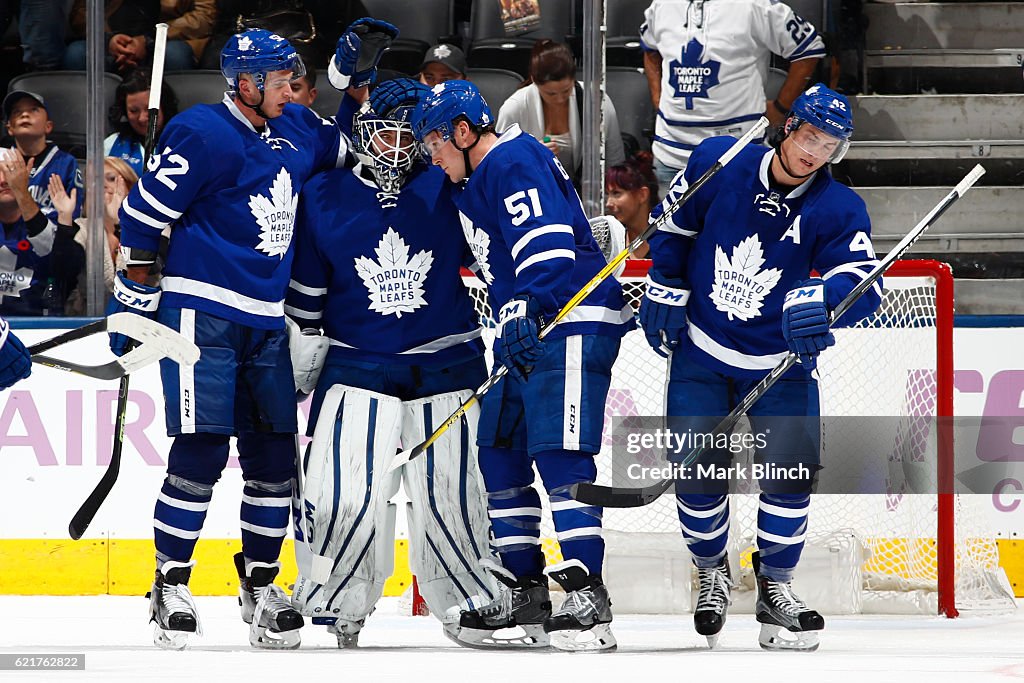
[401,390,498,623]
[285,317,329,396]
[292,384,403,624]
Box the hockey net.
[461,259,1014,617]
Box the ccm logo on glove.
[782,283,824,310]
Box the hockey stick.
[31,313,200,380]
[571,163,987,508]
[387,118,771,474]
[69,24,169,541]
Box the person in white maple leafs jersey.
[108,21,398,651]
[640,84,882,652]
[284,78,497,649]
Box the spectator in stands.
[64,0,198,73]
[19,0,69,71]
[162,0,218,68]
[604,151,659,259]
[0,149,84,316]
[290,56,318,108]
[3,91,84,226]
[417,43,467,87]
[641,0,824,192]
[57,157,138,316]
[105,69,179,176]
[496,39,625,187]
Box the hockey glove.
[498,296,545,382]
[331,18,399,90]
[639,271,690,358]
[285,317,328,399]
[107,271,161,357]
[781,278,836,371]
[0,317,31,390]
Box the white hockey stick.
[32,313,199,380]
[387,118,771,474]
[572,163,987,508]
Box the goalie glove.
[781,278,836,371]
[588,214,627,279]
[107,271,161,357]
[498,296,545,382]
[286,317,329,398]
[638,270,689,358]
[329,18,399,90]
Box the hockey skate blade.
[446,623,551,650]
[758,623,820,652]
[705,634,720,649]
[153,624,192,650]
[549,623,617,653]
[106,313,201,366]
[249,621,301,650]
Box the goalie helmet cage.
[441,258,1015,619]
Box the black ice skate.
[752,551,824,651]
[234,552,304,649]
[543,559,617,653]
[148,560,201,650]
[694,559,732,648]
[450,559,552,649]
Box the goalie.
[285,78,497,648]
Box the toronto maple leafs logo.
[432,44,452,60]
[238,36,253,51]
[459,212,493,285]
[354,228,434,318]
[250,167,298,259]
[710,235,783,321]
[0,246,33,301]
[668,38,721,109]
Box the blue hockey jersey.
[118,95,349,329]
[286,163,484,366]
[648,135,882,379]
[450,125,634,347]
[6,144,84,224]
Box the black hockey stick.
[571,163,987,508]
[387,118,771,474]
[69,24,169,541]
[27,318,107,355]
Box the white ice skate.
[148,560,201,650]
[235,553,304,649]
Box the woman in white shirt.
[496,40,625,185]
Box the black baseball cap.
[3,91,49,120]
[419,44,467,76]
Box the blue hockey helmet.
[354,78,431,193]
[785,83,854,162]
[410,80,493,147]
[220,29,305,92]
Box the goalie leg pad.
[402,389,498,623]
[291,383,403,629]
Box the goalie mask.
[353,78,430,194]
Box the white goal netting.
[462,259,1014,616]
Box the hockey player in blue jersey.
[640,84,881,651]
[0,316,31,390]
[412,81,634,652]
[284,77,498,648]
[107,21,398,650]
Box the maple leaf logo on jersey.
[459,212,494,285]
[0,246,33,301]
[354,228,434,318]
[668,38,721,109]
[250,167,298,259]
[710,235,783,321]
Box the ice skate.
[449,560,551,649]
[693,560,732,648]
[326,617,364,649]
[543,560,617,653]
[753,552,824,651]
[234,553,304,649]
[148,560,201,650]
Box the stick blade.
[571,479,672,508]
[106,314,200,365]
[387,444,422,474]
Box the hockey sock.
[756,493,809,581]
[535,450,604,575]
[154,475,213,563]
[676,494,730,566]
[479,446,545,577]
[240,479,291,563]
